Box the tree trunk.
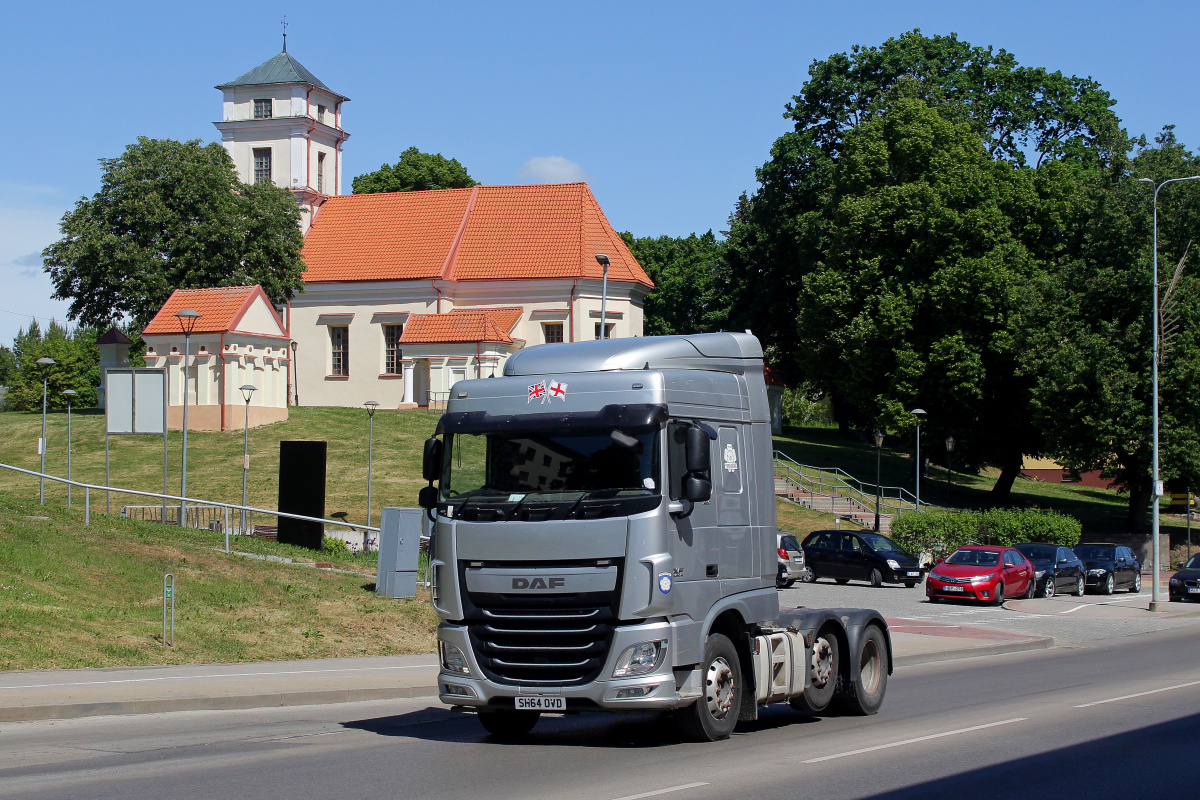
[831,390,853,436]
[1124,483,1151,534]
[990,451,1024,505]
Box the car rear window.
[780,534,801,551]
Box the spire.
[282,15,288,52]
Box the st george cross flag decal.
[549,380,568,399]
[528,379,567,403]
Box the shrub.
[891,508,1081,562]
[321,535,349,554]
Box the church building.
[154,47,654,418]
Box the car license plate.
[907,571,920,577]
[515,696,564,711]
[1188,587,1200,595]
[943,585,964,592]
[793,557,804,563]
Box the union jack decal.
[528,381,546,402]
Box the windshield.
[440,425,660,501]
[1074,545,1115,561]
[859,533,903,553]
[1186,554,1200,570]
[945,549,1001,567]
[1017,544,1056,562]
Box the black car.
[1015,543,1086,597]
[1169,553,1200,602]
[801,530,925,588]
[1071,543,1142,595]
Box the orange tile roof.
[400,306,524,345]
[142,286,280,335]
[301,183,652,287]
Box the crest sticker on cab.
[723,443,738,472]
[658,573,673,593]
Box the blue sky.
[3,0,1199,345]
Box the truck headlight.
[612,641,666,677]
[887,559,902,570]
[439,641,471,675]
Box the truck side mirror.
[683,475,711,503]
[418,485,438,511]
[422,437,443,482]
[685,427,711,473]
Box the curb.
[894,635,1054,668]
[0,684,440,723]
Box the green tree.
[352,146,477,194]
[620,231,726,336]
[5,320,99,411]
[42,137,305,330]
[0,345,16,386]
[1027,129,1200,530]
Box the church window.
[317,104,327,123]
[317,152,326,194]
[330,326,349,376]
[383,324,403,374]
[543,323,564,343]
[594,322,615,340]
[253,149,272,185]
[253,99,273,119]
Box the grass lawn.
[773,425,1184,538]
[0,488,437,671]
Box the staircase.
[772,451,921,534]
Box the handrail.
[772,450,928,518]
[0,462,380,533]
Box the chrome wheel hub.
[705,656,736,719]
[811,637,834,688]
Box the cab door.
[715,426,752,578]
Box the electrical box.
[376,507,423,598]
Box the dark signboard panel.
[277,440,326,550]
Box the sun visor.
[436,403,669,435]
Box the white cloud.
[517,156,591,184]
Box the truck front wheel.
[478,709,540,739]
[676,633,743,742]
[790,627,839,714]
[833,624,888,716]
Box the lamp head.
[175,308,201,335]
[239,384,257,403]
[595,253,610,267]
[945,436,955,453]
[873,431,884,448]
[1138,177,1154,184]
[290,340,297,351]
[36,357,56,368]
[910,408,927,419]
[62,389,77,397]
[364,400,380,417]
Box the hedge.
[890,508,1082,562]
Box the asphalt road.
[2,626,1197,800]
[780,577,1200,645]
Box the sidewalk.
[0,622,1051,723]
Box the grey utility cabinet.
[376,507,425,598]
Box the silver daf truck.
[418,333,891,741]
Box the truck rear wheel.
[790,627,839,714]
[676,633,743,742]
[478,709,540,739]
[833,625,888,716]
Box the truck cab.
[421,333,890,741]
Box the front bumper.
[1084,571,1110,589]
[436,619,690,711]
[889,568,925,584]
[925,577,998,601]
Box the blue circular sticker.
[658,573,672,593]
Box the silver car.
[777,531,809,588]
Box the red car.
[925,545,1036,604]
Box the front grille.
[468,605,614,685]
[461,559,621,686]
[935,574,972,584]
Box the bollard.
[162,573,175,647]
[85,487,90,526]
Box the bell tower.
[213,47,349,235]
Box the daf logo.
[511,577,566,590]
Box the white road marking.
[0,663,439,691]
[608,783,710,800]
[1060,595,1146,613]
[800,718,1027,763]
[1075,680,1200,708]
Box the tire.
[869,568,883,588]
[835,578,850,585]
[992,582,1005,606]
[676,633,743,742]
[1041,576,1055,598]
[1129,572,1142,593]
[478,710,540,739]
[904,581,917,589]
[833,625,889,716]
[1024,577,1036,599]
[1103,573,1114,595]
[801,569,816,583]
[783,579,796,588]
[1073,575,1085,597]
[790,628,839,715]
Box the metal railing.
[772,450,924,520]
[424,390,450,412]
[122,504,232,531]
[0,462,380,554]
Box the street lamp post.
[595,254,610,339]
[238,384,257,548]
[364,400,380,528]
[873,431,884,531]
[290,341,299,406]
[175,309,201,527]
[36,357,56,505]
[945,436,956,508]
[911,408,927,510]
[1138,175,1200,611]
[63,389,76,507]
